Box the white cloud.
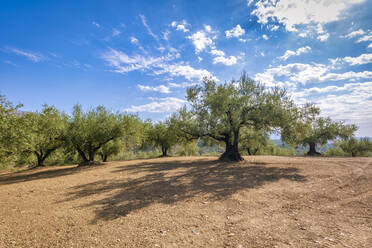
[168,82,197,88]
[163,30,170,40]
[198,56,203,62]
[112,28,121,37]
[254,62,372,86]
[341,29,365,38]
[368,43,372,49]
[251,0,365,34]
[171,20,191,32]
[343,53,372,65]
[7,48,44,62]
[138,84,171,93]
[317,33,330,42]
[262,34,269,40]
[187,30,214,53]
[130,36,139,44]
[210,49,225,56]
[357,34,372,43]
[92,21,100,28]
[293,82,372,132]
[204,25,212,33]
[126,97,186,113]
[154,63,218,81]
[225,25,245,38]
[139,14,158,40]
[102,48,217,82]
[280,46,311,60]
[213,56,237,66]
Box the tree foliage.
[21,105,67,166]
[339,137,372,157]
[147,120,178,157]
[65,105,124,165]
[282,104,357,155]
[179,73,295,161]
[0,95,24,162]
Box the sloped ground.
[0,156,371,247]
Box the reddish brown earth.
[0,156,371,247]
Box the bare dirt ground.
[0,156,371,248]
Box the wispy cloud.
[92,21,100,28]
[6,47,44,62]
[101,48,217,81]
[139,14,158,40]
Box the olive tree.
[240,128,269,155]
[66,105,124,165]
[0,95,24,163]
[179,73,295,161]
[147,120,178,157]
[21,105,67,167]
[282,104,357,156]
[339,137,372,157]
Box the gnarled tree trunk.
[307,142,321,156]
[219,132,243,162]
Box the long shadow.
[61,159,306,223]
[0,165,84,185]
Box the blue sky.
[1,0,371,136]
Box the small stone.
[192,230,200,235]
[228,233,235,237]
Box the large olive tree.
[179,73,295,161]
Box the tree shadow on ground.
[61,159,307,223]
[0,165,85,185]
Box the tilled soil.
[0,156,371,247]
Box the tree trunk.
[219,137,243,162]
[351,152,356,157]
[35,152,45,167]
[161,147,168,157]
[307,142,321,156]
[247,148,252,156]
[102,154,108,162]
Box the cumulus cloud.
[187,30,214,53]
[280,46,311,60]
[126,97,186,113]
[250,0,365,36]
[357,34,372,43]
[341,29,365,38]
[112,28,121,37]
[138,84,171,93]
[225,24,245,38]
[255,62,372,86]
[7,47,44,62]
[343,53,372,65]
[262,34,269,40]
[171,20,191,32]
[317,33,330,42]
[210,49,225,56]
[213,56,237,66]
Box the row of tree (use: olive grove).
[1,73,371,167]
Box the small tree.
[179,73,295,161]
[283,104,357,156]
[21,105,67,167]
[339,137,372,157]
[147,121,178,157]
[98,139,122,162]
[240,128,269,155]
[66,105,123,165]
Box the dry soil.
[0,156,371,247]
